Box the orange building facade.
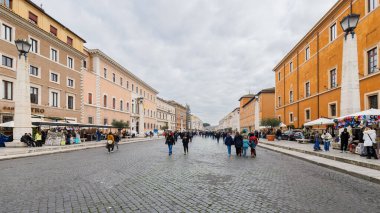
[274,0,380,128]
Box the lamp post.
[12,39,32,147]
[340,0,361,116]
[254,95,260,131]
[137,97,144,136]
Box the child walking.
[242,135,250,157]
[249,134,258,158]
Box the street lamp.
[11,39,32,147]
[15,39,32,57]
[340,1,360,40]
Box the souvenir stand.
[333,109,380,155]
[303,118,335,143]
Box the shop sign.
[2,106,45,114]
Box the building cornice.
[85,48,159,94]
[0,5,87,59]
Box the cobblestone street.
[1,137,380,213]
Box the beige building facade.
[156,97,175,131]
[190,114,203,131]
[168,101,187,131]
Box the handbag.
[107,140,113,145]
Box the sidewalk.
[258,139,380,184]
[0,137,160,161]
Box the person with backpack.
[114,132,121,150]
[363,127,378,159]
[249,134,258,158]
[224,132,234,157]
[182,132,190,155]
[242,135,250,157]
[106,132,115,153]
[234,132,243,157]
[165,131,175,156]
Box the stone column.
[254,99,260,131]
[12,55,32,146]
[340,35,361,116]
[138,98,144,135]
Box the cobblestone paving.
[1,137,380,213]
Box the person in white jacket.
[321,130,332,152]
[363,127,378,159]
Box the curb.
[258,144,380,185]
[260,141,380,171]
[0,138,162,161]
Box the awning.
[335,108,380,121]
[304,118,334,127]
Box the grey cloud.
[33,0,337,124]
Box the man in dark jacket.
[224,132,234,157]
[340,128,350,153]
[234,132,243,156]
[166,132,175,156]
[182,132,190,155]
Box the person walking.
[242,135,250,157]
[106,132,115,153]
[166,131,175,156]
[340,128,350,153]
[224,132,234,157]
[34,131,42,147]
[363,127,378,159]
[96,129,101,142]
[313,131,321,151]
[249,134,258,158]
[216,132,221,143]
[182,132,190,155]
[234,132,243,156]
[321,130,332,152]
[114,132,121,150]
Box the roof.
[167,100,187,109]
[238,94,255,101]
[243,97,255,108]
[26,0,86,42]
[257,87,275,95]
[272,0,344,71]
[85,48,159,94]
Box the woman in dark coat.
[234,132,243,156]
[182,132,190,155]
[224,133,234,157]
[166,132,175,156]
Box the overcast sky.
[33,0,337,125]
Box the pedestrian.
[114,132,120,150]
[276,129,282,140]
[224,132,234,157]
[182,132,190,155]
[249,134,258,158]
[96,129,101,142]
[242,135,250,157]
[363,127,378,159]
[321,130,332,152]
[313,131,321,151]
[234,132,243,156]
[165,131,175,156]
[340,128,350,153]
[106,132,115,153]
[75,131,81,144]
[34,131,42,147]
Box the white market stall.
[304,118,335,127]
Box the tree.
[161,124,169,131]
[260,118,281,129]
[111,120,130,134]
[203,123,211,127]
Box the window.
[289,91,294,103]
[83,60,87,68]
[112,73,116,83]
[88,93,92,104]
[368,0,377,12]
[51,92,58,107]
[104,68,107,78]
[88,117,93,124]
[103,95,107,107]
[30,38,38,53]
[30,87,38,104]
[289,62,293,72]
[127,81,129,89]
[113,98,116,109]
[330,69,337,88]
[368,48,378,74]
[330,103,337,117]
[305,47,310,61]
[104,119,108,125]
[51,48,58,62]
[2,80,13,100]
[67,78,74,88]
[50,25,57,36]
[120,100,123,111]
[140,89,142,95]
[132,84,134,92]
[330,23,337,42]
[67,57,73,69]
[120,77,123,86]
[28,11,38,24]
[278,96,281,107]
[30,65,39,76]
[290,113,294,123]
[67,36,73,46]
[305,82,310,97]
[67,96,74,110]
[136,86,139,94]
[50,72,58,83]
[2,24,12,42]
[2,55,13,68]
[305,109,311,121]
[368,95,378,109]
[278,72,281,81]
[127,102,130,111]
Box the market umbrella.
[335,108,380,121]
[0,121,38,128]
[279,123,287,128]
[304,118,334,127]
